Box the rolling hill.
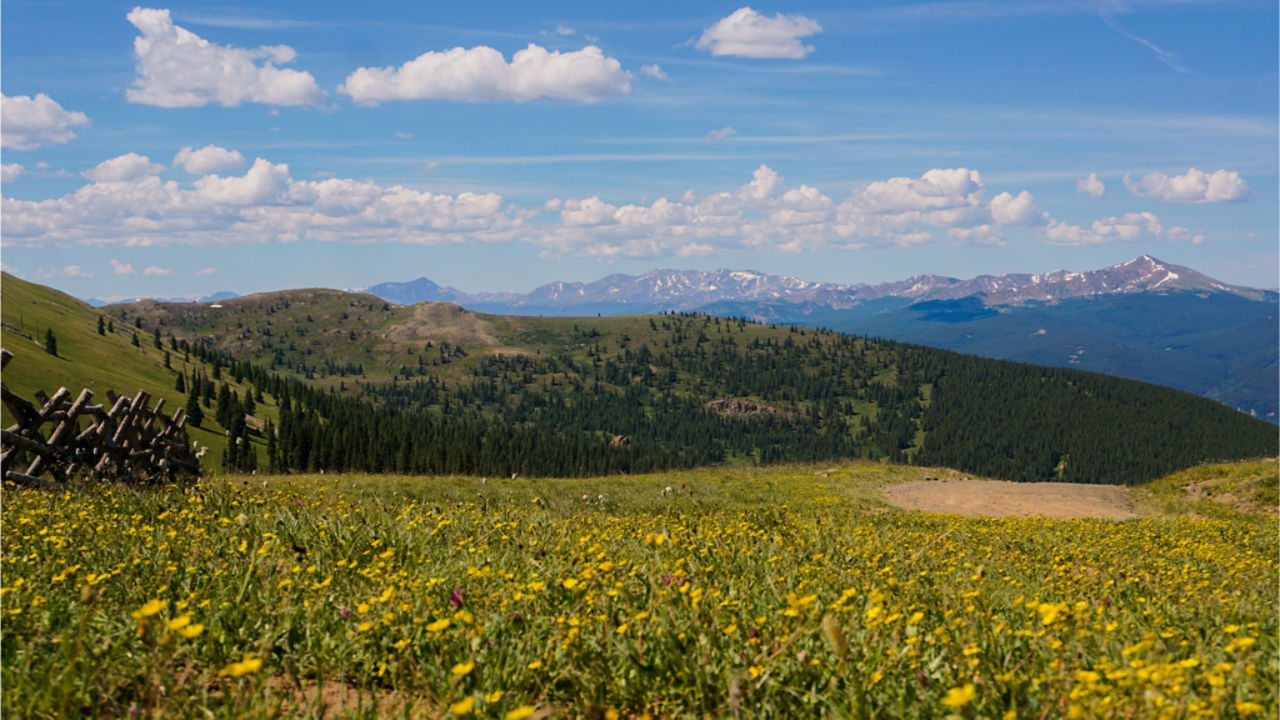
[96,280,1278,485]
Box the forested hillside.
[697,289,1279,422]
[106,288,1278,485]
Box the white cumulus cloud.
[848,168,984,214]
[83,153,166,182]
[1,93,90,150]
[144,265,173,276]
[560,196,619,226]
[125,7,323,108]
[111,259,136,277]
[339,44,631,105]
[736,164,780,203]
[2,164,24,183]
[696,7,822,59]
[194,267,216,276]
[1123,168,1251,203]
[1076,172,1106,199]
[989,191,1047,226]
[173,145,245,174]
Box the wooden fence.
[0,349,200,488]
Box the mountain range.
[359,255,1273,312]
[357,257,1277,421]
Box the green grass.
[3,461,1274,718]
[1134,458,1279,520]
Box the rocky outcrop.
[706,398,776,416]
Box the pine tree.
[153,328,162,349]
[131,333,140,348]
[97,316,105,335]
[264,420,278,473]
[44,329,57,356]
[216,383,234,427]
[185,391,204,427]
[175,372,186,393]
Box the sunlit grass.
[3,462,1275,718]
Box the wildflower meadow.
[2,463,1275,718]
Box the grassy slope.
[1135,458,1279,520]
[1,272,276,472]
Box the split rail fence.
[1,349,200,488]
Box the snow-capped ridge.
[358,256,1271,312]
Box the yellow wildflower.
[941,683,976,709]
[132,599,167,619]
[218,656,263,678]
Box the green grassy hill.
[1,272,274,472]
[1136,458,1279,519]
[102,283,1278,485]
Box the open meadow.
[2,461,1275,719]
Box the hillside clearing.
[882,478,1138,519]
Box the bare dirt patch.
[883,478,1138,520]
[387,302,502,347]
[264,676,435,717]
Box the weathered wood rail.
[0,349,200,488]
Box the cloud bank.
[2,155,529,248]
[2,150,1208,257]
[1124,168,1250,203]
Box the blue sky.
[2,1,1275,301]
